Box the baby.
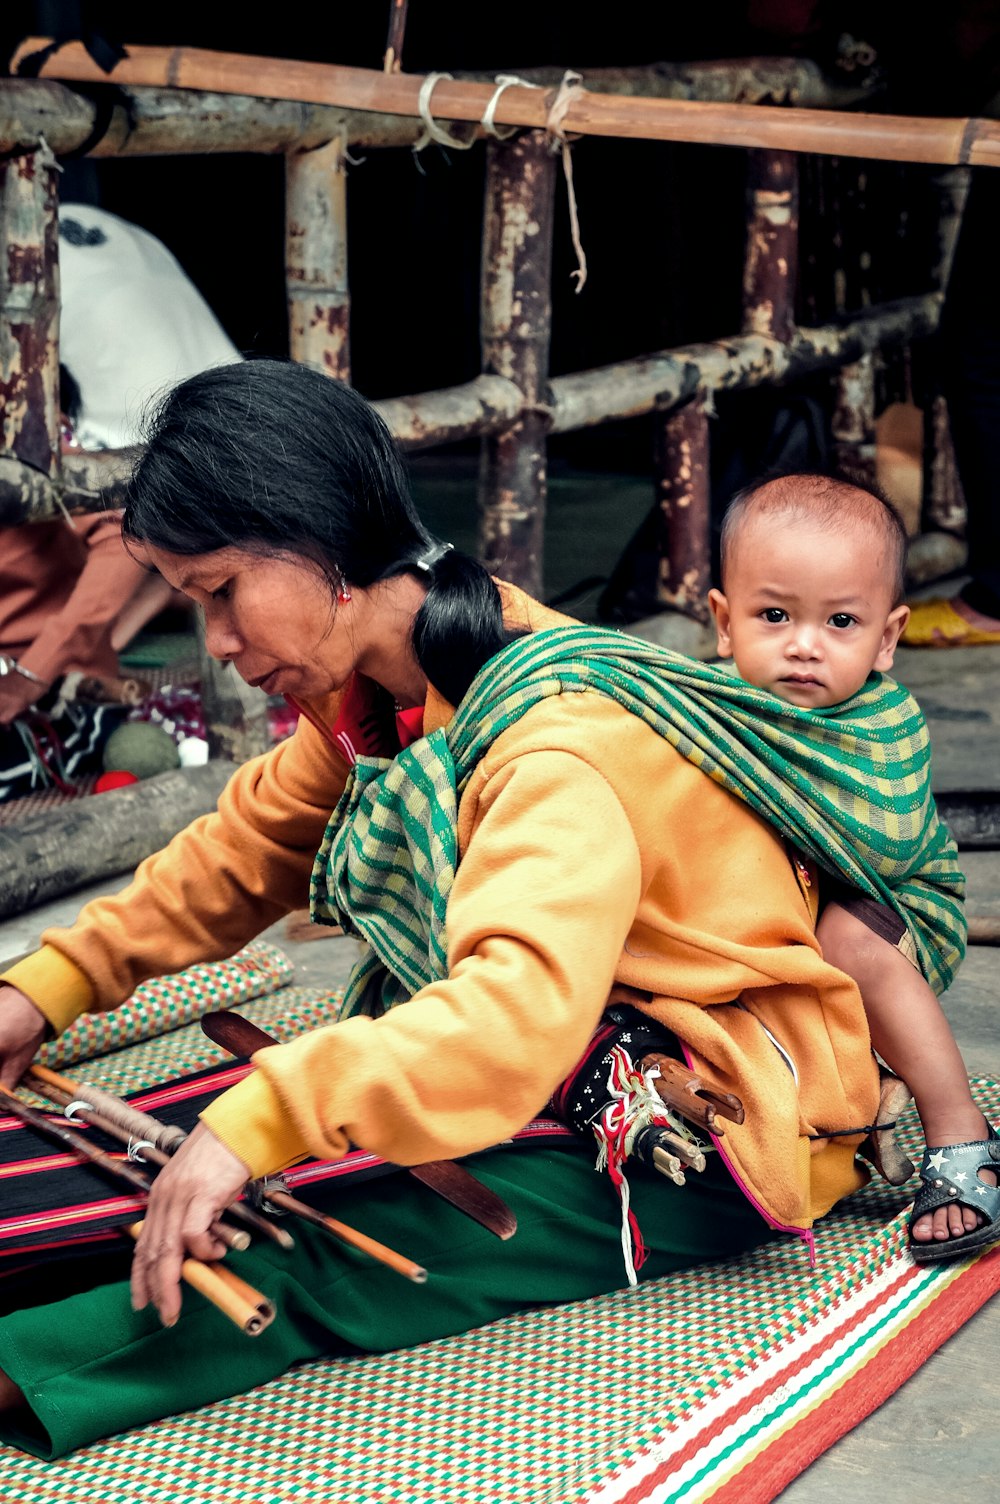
[708,472,996,1261]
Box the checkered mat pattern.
[2,957,999,1504]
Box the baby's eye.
[829,612,856,629]
[211,583,232,601]
[761,607,787,623]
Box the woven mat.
[3,979,1000,1503]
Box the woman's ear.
[707,588,733,657]
[874,603,910,672]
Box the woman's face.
[141,544,355,701]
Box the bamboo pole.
[832,352,877,483]
[0,63,877,162]
[478,131,556,597]
[14,41,1000,168]
[742,150,799,343]
[285,133,351,380]
[0,140,60,484]
[653,400,712,622]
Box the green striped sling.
[310,625,966,1016]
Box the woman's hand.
[0,986,48,1088]
[130,1121,251,1327]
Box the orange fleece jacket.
[1,584,878,1232]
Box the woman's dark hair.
[123,359,516,705]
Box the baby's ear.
[707,589,733,657]
[874,603,910,671]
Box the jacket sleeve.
[200,747,643,1176]
[0,710,351,1033]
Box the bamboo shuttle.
[13,39,1000,168]
[124,1221,275,1335]
[264,1187,428,1283]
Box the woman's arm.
[202,746,644,1173]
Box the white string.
[412,72,476,156]
[64,1100,91,1123]
[545,71,589,293]
[127,1136,156,1163]
[481,74,541,140]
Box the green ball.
[103,722,181,779]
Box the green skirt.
[0,1140,774,1459]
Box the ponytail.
[409,549,524,708]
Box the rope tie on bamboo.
[480,74,541,140]
[412,72,477,159]
[546,71,588,293]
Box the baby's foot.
[910,1113,996,1246]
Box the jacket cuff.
[200,1064,311,1179]
[0,946,96,1034]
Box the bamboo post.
[742,149,799,342]
[923,167,971,536]
[653,400,712,622]
[832,352,877,483]
[478,131,556,597]
[384,0,409,73]
[195,613,271,763]
[285,132,351,380]
[0,143,61,485]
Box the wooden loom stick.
[124,1222,275,1336]
[12,39,1000,167]
[26,1065,295,1251]
[28,1064,426,1280]
[0,1083,248,1253]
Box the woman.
[0,361,881,1458]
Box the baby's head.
[708,473,910,708]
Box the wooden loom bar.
[477,131,556,597]
[285,133,351,379]
[14,41,1000,168]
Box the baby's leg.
[818,900,990,1247]
[0,1368,24,1411]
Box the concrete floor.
[0,636,998,1503]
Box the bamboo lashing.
[24,1066,291,1251]
[28,1063,427,1282]
[12,38,1000,168]
[124,1222,275,1336]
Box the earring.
[338,584,352,603]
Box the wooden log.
[0,142,60,481]
[375,374,523,452]
[286,133,351,380]
[0,762,233,917]
[549,293,942,433]
[653,400,712,622]
[0,446,136,526]
[16,41,1000,167]
[832,353,877,483]
[742,150,798,343]
[477,131,556,597]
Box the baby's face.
[708,516,909,709]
